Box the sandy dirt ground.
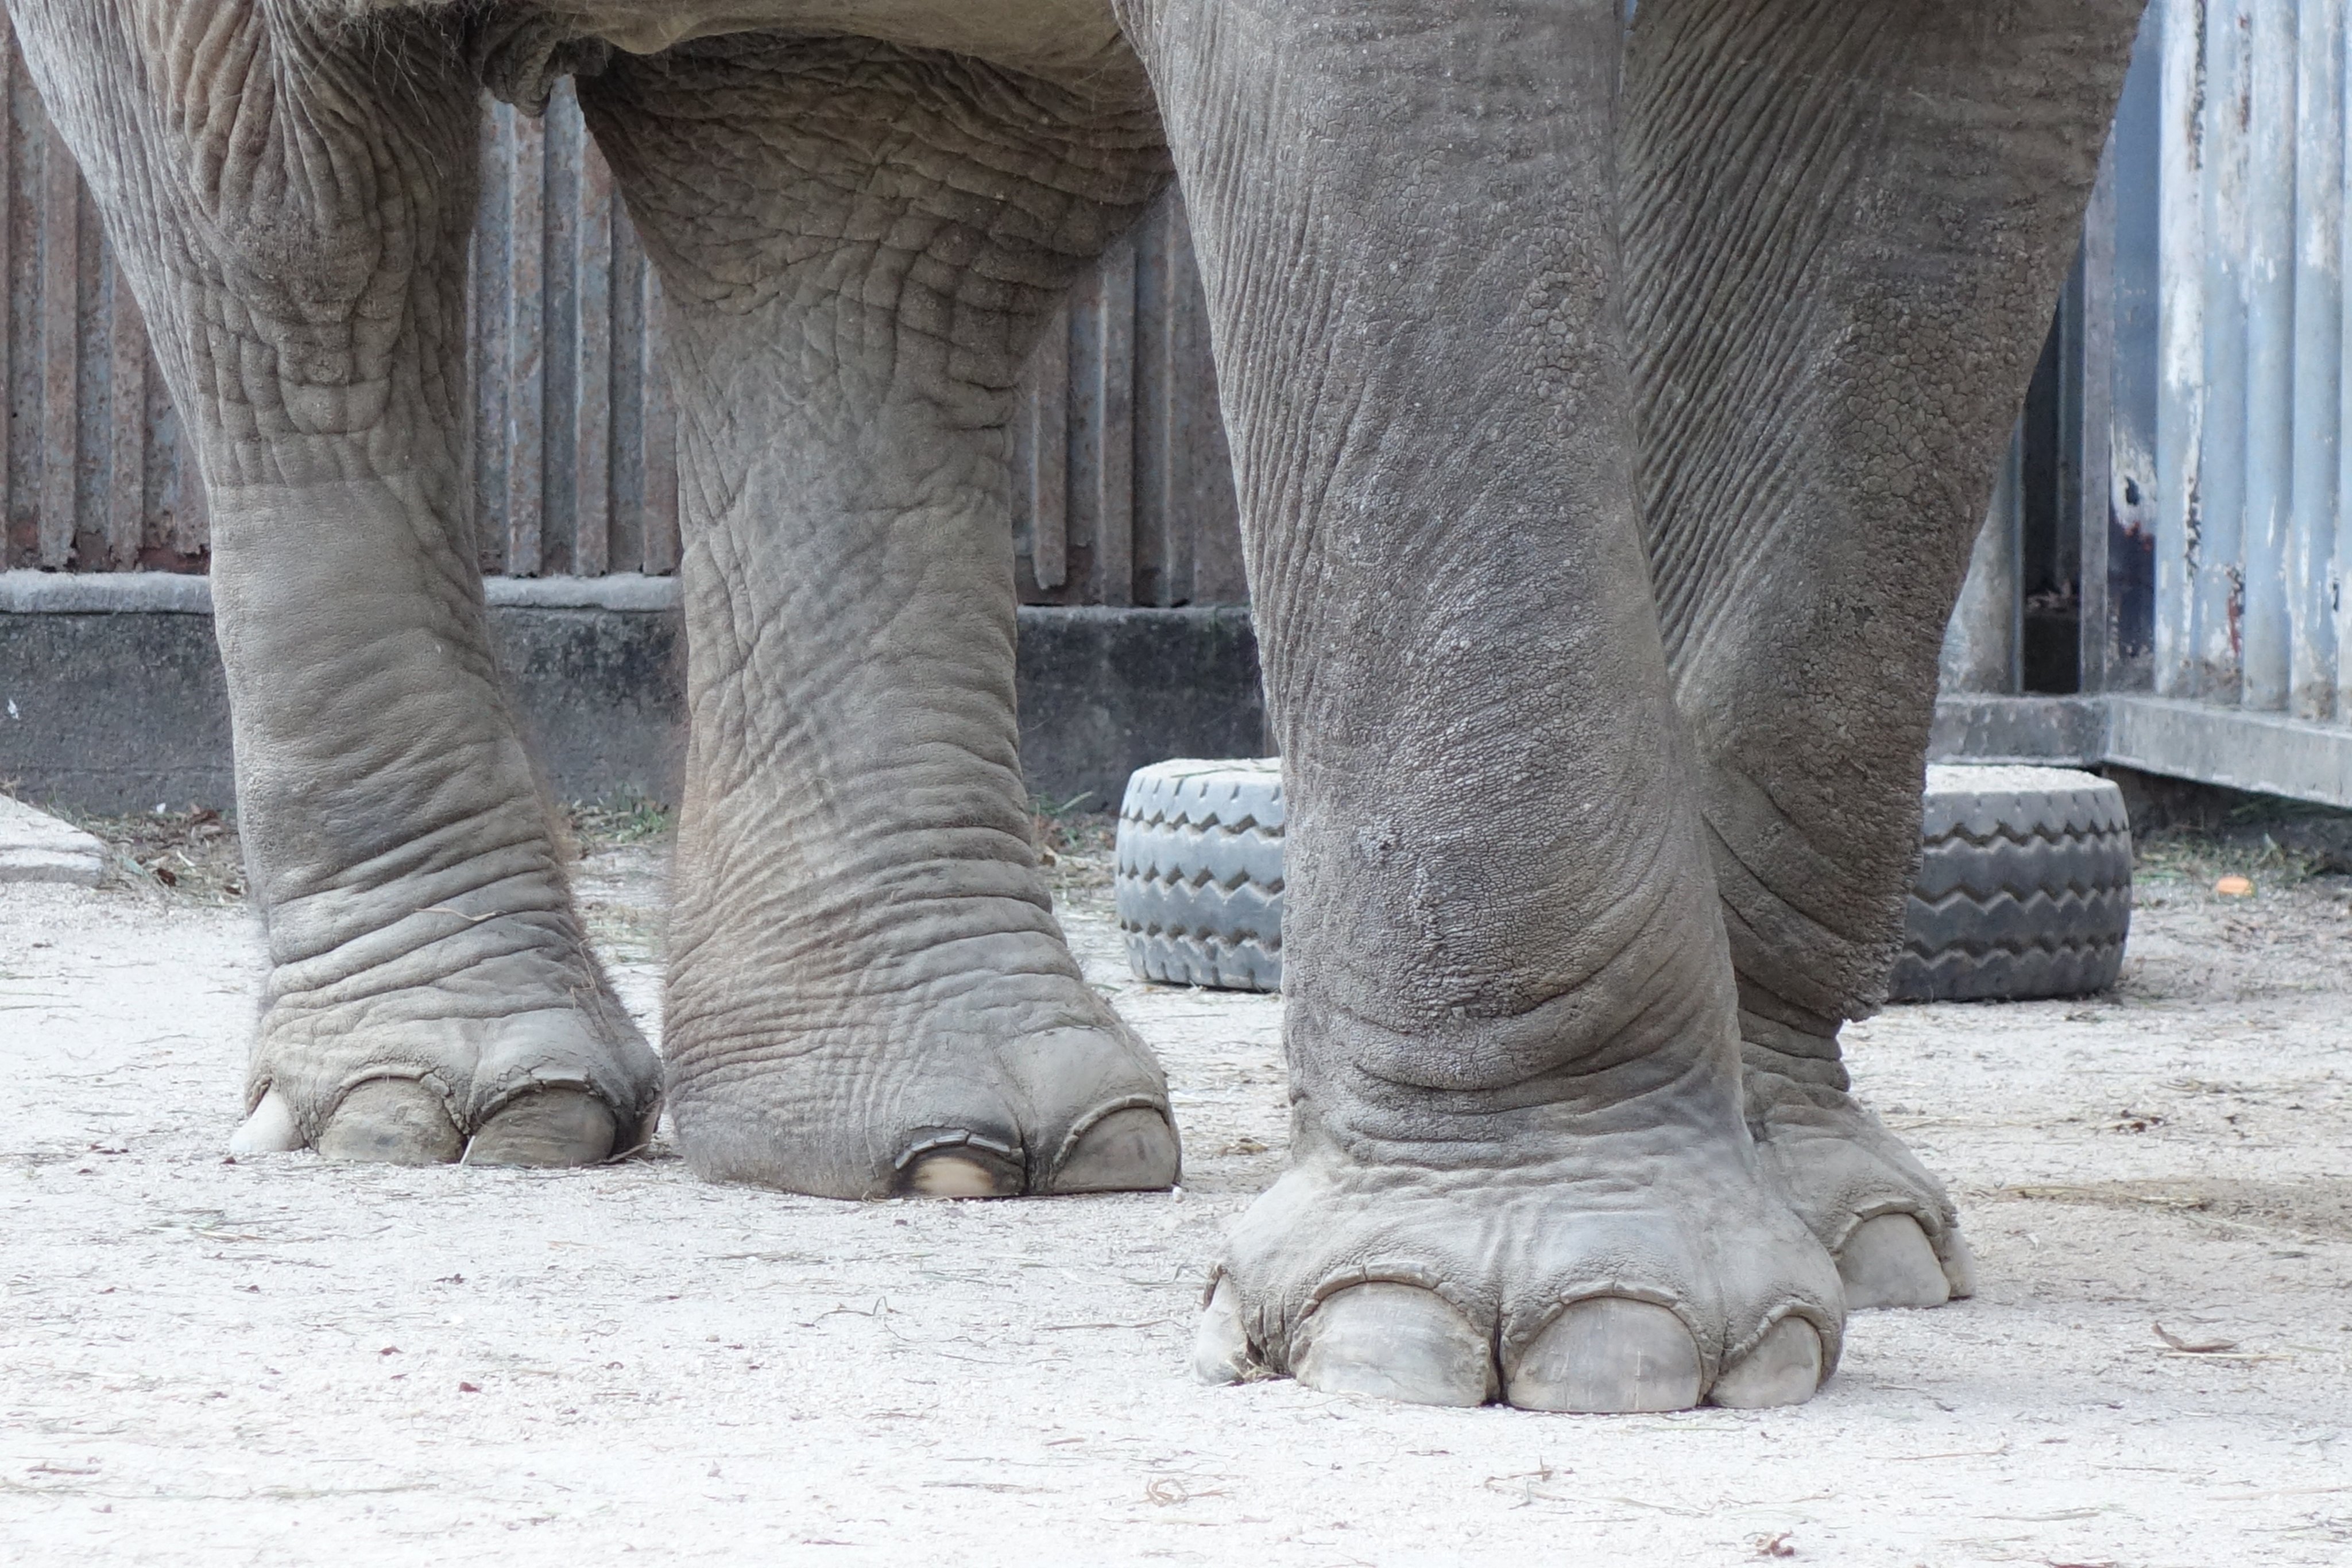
[3,827,2350,1566]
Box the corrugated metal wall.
[1011,194,1249,607]
[1,27,1249,607]
[0,15,208,574]
[471,83,679,579]
[2156,0,2352,722]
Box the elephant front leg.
[1622,0,2144,1306]
[14,1,660,1164]
[1121,0,1840,1409]
[582,35,1178,1199]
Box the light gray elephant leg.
[1622,0,2145,1304]
[1120,0,1842,1410]
[12,0,660,1163]
[578,34,1180,1198]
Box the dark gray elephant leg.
[12,0,660,1164]
[1119,0,1841,1409]
[1623,0,2144,1304]
[578,35,1181,1198]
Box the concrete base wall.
[0,575,1263,815]
[1929,692,2352,809]
[0,610,237,812]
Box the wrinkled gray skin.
[16,0,2142,1410]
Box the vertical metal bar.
[1168,200,1247,604]
[1132,196,1176,607]
[2009,428,2028,694]
[1164,198,1202,607]
[2157,0,2207,695]
[1092,234,1136,607]
[169,388,208,559]
[2107,2,2167,692]
[1009,336,1037,595]
[574,126,614,578]
[640,265,679,575]
[2055,249,2088,692]
[1065,269,1101,589]
[106,257,144,567]
[2241,0,2296,710]
[602,187,647,574]
[1940,424,2027,695]
[471,100,513,575]
[504,107,546,577]
[2293,0,2343,719]
[2337,0,2352,720]
[2197,0,2252,701]
[540,84,579,575]
[0,18,16,549]
[1028,304,1070,593]
[1164,193,1213,605]
[2080,143,2118,695]
[38,105,77,568]
[74,164,102,562]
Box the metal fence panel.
[1938,0,2351,807]
[0,15,207,575]
[3,29,1249,607]
[2155,0,2206,696]
[470,83,679,579]
[2152,0,2351,721]
[1012,189,1247,607]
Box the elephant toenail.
[1709,1316,1825,1408]
[1836,1213,1950,1310]
[1047,1105,1181,1194]
[1293,1283,1496,1407]
[315,1078,463,1166]
[1193,1276,1255,1385]
[1939,1228,1979,1299]
[1505,1297,1703,1413]
[464,1088,618,1168]
[227,1087,304,1155]
[893,1133,1024,1198]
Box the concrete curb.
[0,574,1264,815]
[0,570,687,615]
[0,570,215,614]
[0,793,105,885]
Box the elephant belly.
[540,0,1129,77]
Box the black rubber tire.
[1887,764,2134,1003]
[1114,758,2133,1004]
[1115,759,1285,992]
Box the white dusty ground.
[3,837,2350,1566]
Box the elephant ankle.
[1736,985,1852,1094]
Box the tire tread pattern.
[1113,760,2134,1004]
[1887,764,2133,1003]
[1116,760,1286,993]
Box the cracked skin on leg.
[1117,0,1843,1408]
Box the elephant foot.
[1193,1132,1844,1412]
[665,965,1178,1200]
[231,949,663,1169]
[1741,1014,1975,1310]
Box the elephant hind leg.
[15,0,660,1163]
[579,35,1179,1198]
[1623,0,2144,1299]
